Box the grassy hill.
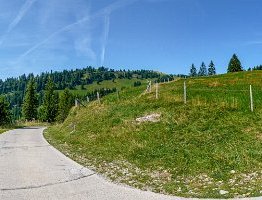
[1,67,167,121]
[57,78,150,96]
[45,71,262,198]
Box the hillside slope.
[61,78,150,96]
[45,71,262,198]
[1,67,169,120]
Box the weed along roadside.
[45,71,262,199]
[0,128,8,134]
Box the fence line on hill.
[145,80,256,112]
[185,82,254,112]
[74,79,256,113]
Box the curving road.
[0,127,261,200]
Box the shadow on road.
[17,127,42,130]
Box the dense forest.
[0,66,177,123]
[0,66,164,94]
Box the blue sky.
[1,0,262,79]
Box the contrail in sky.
[18,0,139,61]
[0,0,36,46]
[101,14,110,66]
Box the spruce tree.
[42,78,58,122]
[198,62,207,76]
[22,79,38,121]
[37,105,45,122]
[189,64,197,77]
[227,54,243,72]
[0,96,11,125]
[57,88,73,122]
[208,61,216,75]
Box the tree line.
[0,67,161,94]
[0,77,118,125]
[0,67,172,125]
[29,78,71,123]
[189,61,216,77]
[189,54,244,76]
[0,97,11,126]
[246,64,262,71]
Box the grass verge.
[0,128,8,134]
[45,71,262,198]
[0,125,22,134]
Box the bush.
[0,97,12,126]
[134,81,142,87]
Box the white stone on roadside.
[219,190,229,195]
[136,113,161,123]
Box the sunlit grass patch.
[0,128,8,134]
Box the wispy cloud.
[0,0,36,46]
[243,40,262,46]
[74,35,97,61]
[101,14,110,66]
[17,15,91,60]
[17,0,139,62]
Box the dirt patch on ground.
[208,81,223,87]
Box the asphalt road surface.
[0,127,261,200]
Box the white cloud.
[243,40,262,46]
[74,37,97,61]
[17,0,139,61]
[0,0,143,78]
[0,0,36,46]
[100,14,110,66]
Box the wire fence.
[144,80,262,112]
[183,81,261,112]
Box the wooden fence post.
[97,92,100,104]
[75,99,79,107]
[156,83,159,99]
[184,81,187,104]
[250,85,254,112]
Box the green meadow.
[45,71,262,198]
[56,78,150,96]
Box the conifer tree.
[22,79,38,120]
[0,96,11,125]
[57,88,73,122]
[189,64,197,77]
[37,105,45,122]
[42,78,58,122]
[198,62,207,76]
[208,61,216,75]
[227,54,243,72]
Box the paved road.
[0,128,261,200]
